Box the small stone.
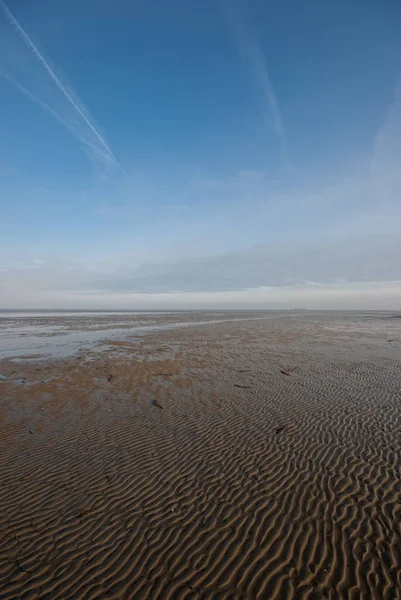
[151,398,163,410]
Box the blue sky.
[0,0,400,308]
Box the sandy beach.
[0,311,401,599]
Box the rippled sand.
[0,312,400,599]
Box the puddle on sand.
[0,313,277,361]
[2,310,395,362]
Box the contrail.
[0,71,88,142]
[220,0,289,164]
[373,75,401,167]
[0,71,114,169]
[0,0,126,175]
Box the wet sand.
[0,311,401,599]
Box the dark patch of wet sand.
[0,315,401,599]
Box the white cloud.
[0,220,400,308]
[1,277,401,310]
[1,133,400,308]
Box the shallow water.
[0,311,289,360]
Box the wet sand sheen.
[0,313,401,599]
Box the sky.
[0,0,400,309]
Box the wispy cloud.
[1,158,400,307]
[0,0,125,176]
[1,262,401,310]
[220,0,289,163]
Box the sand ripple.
[0,313,401,598]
